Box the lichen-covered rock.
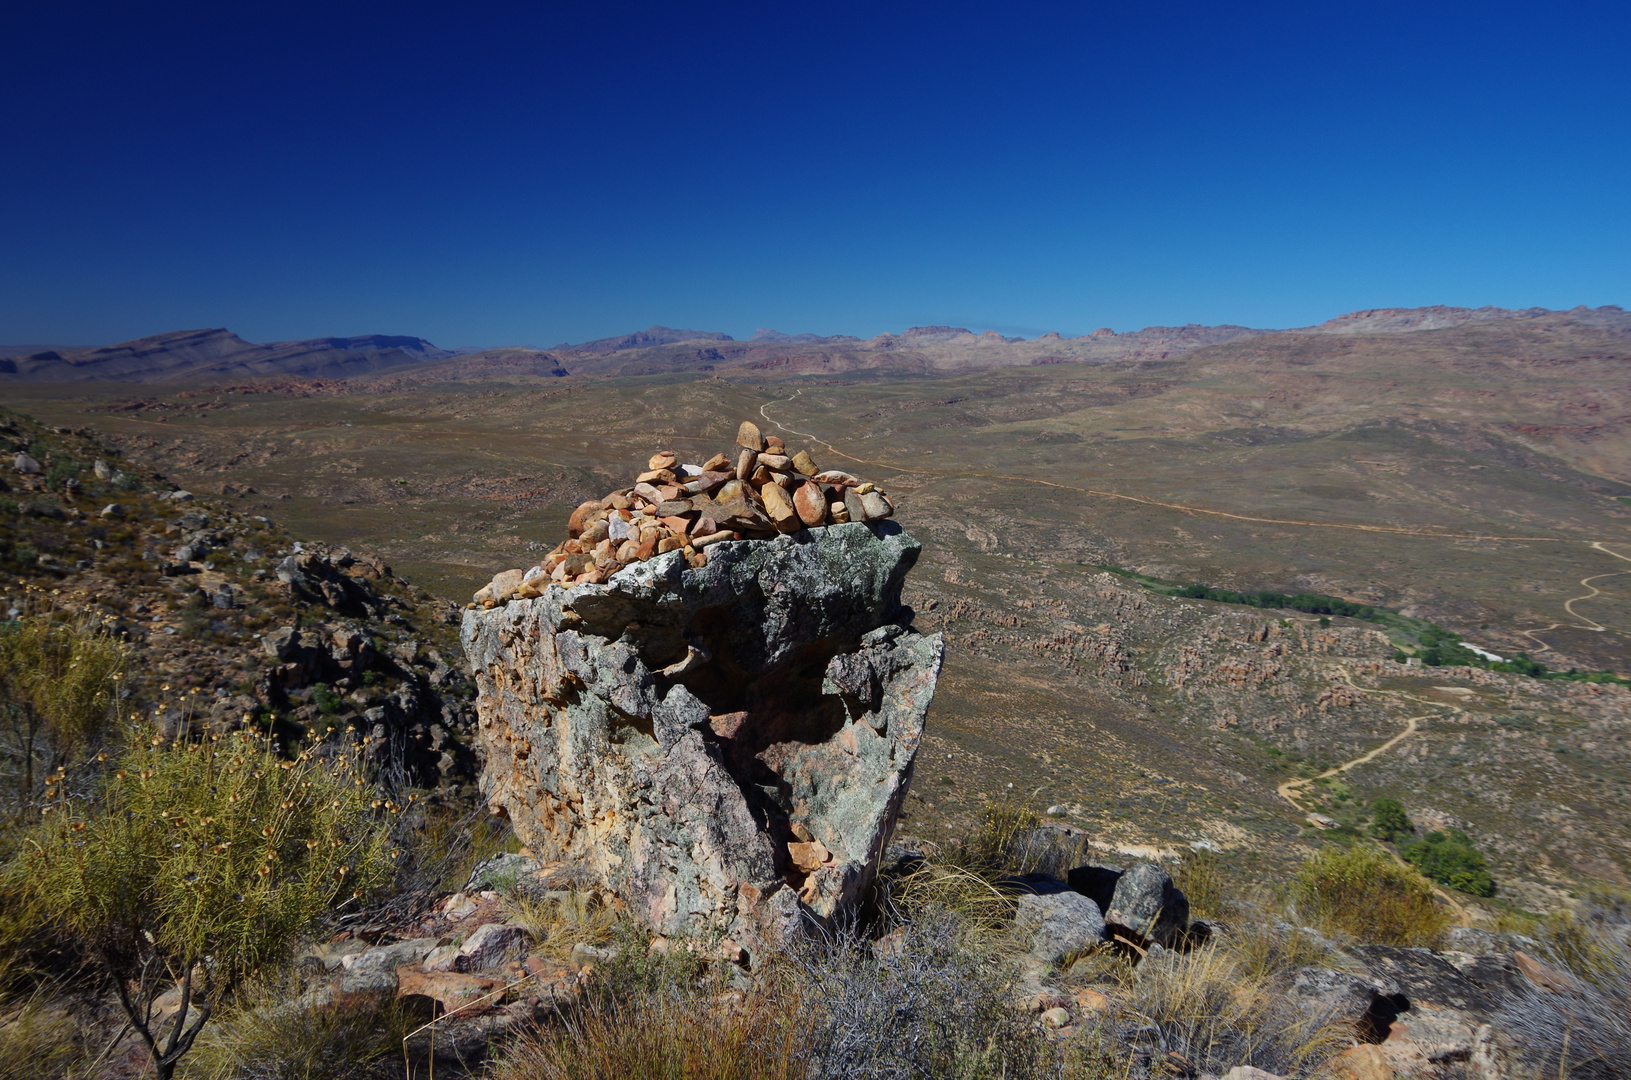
[462,521,941,963]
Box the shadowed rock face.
[461,521,942,962]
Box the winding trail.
[1276,668,1446,814]
[1515,542,1631,654]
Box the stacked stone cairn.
[473,421,896,605]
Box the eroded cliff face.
[461,522,942,960]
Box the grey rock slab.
[1014,890,1107,964]
[423,944,461,973]
[1346,944,1525,1017]
[456,923,526,971]
[346,938,444,973]
[461,522,941,965]
[1288,965,1406,1040]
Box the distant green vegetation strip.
[1091,564,1630,686]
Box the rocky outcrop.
[462,521,942,962]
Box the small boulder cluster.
[475,420,897,605]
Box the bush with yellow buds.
[13,729,392,1079]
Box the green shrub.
[1402,829,1495,897]
[1294,844,1450,946]
[43,461,79,490]
[312,683,344,715]
[13,728,394,1079]
[0,603,128,819]
[1368,797,1413,842]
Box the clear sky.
[3,1,1627,348]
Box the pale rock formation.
[461,521,942,963]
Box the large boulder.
[462,522,942,963]
[1014,890,1107,964]
[1102,861,1190,948]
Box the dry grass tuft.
[1224,923,1337,982]
[1170,849,1228,920]
[1063,941,1353,1079]
[1493,917,1631,1080]
[496,986,808,1080]
[0,990,84,1080]
[494,925,807,1080]
[500,889,618,963]
[179,978,417,1080]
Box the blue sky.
[2,1,1627,347]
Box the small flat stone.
[788,839,831,873]
[648,451,678,471]
[758,453,792,471]
[736,421,765,452]
[655,499,694,517]
[813,470,858,486]
[792,450,818,475]
[632,482,664,504]
[660,515,693,535]
[701,452,733,472]
[828,500,850,524]
[764,435,785,451]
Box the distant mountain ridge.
[0,328,453,382]
[5,304,1625,383]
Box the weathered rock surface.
[1103,861,1190,947]
[1014,889,1107,964]
[1287,965,1405,1041]
[462,521,942,962]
